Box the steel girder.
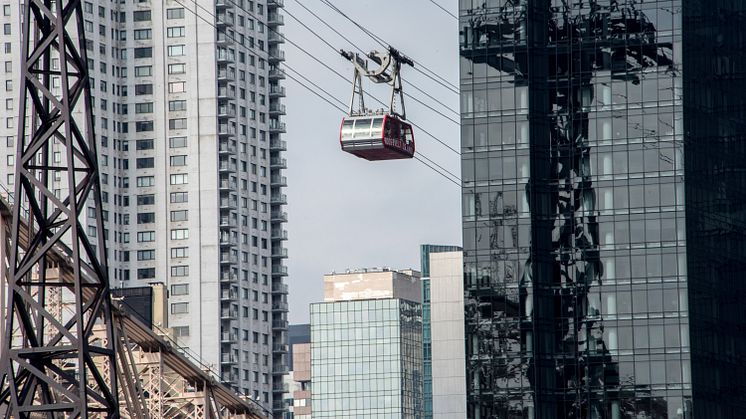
[0,0,119,417]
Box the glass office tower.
[459,1,746,418]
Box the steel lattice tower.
[0,0,119,417]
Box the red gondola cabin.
[340,114,415,161]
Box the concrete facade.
[323,269,422,304]
[429,251,466,418]
[0,0,288,414]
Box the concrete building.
[418,244,462,419]
[0,0,288,415]
[311,268,424,418]
[282,324,311,418]
[428,250,466,418]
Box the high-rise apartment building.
[311,269,424,418]
[0,0,288,415]
[460,1,745,417]
[419,244,462,419]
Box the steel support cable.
[182,0,461,156]
[219,0,461,129]
[427,0,458,19]
[174,0,461,187]
[319,0,461,94]
[289,0,460,119]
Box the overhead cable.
[174,0,462,186]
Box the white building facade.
[0,0,288,415]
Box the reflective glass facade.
[459,1,746,417]
[310,299,423,418]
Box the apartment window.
[167,26,185,38]
[136,194,155,205]
[167,45,185,56]
[168,63,186,74]
[135,83,153,95]
[171,284,189,295]
[168,100,186,111]
[136,176,154,187]
[171,229,189,240]
[133,10,151,22]
[171,247,188,258]
[138,268,156,280]
[137,231,155,242]
[133,29,151,40]
[136,157,154,168]
[136,139,154,150]
[168,81,186,93]
[171,302,188,314]
[173,326,189,337]
[135,102,153,114]
[168,118,187,130]
[134,47,152,58]
[169,136,187,148]
[171,266,189,277]
[137,250,155,261]
[170,155,187,167]
[170,174,188,185]
[166,8,184,19]
[137,212,155,224]
[170,192,188,203]
[134,65,152,77]
[170,210,188,222]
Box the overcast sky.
[283,0,462,324]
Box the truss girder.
[0,0,119,417]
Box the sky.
[283,0,462,324]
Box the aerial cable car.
[339,46,416,161]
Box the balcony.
[272,382,289,393]
[270,211,288,222]
[216,12,233,26]
[217,86,234,99]
[220,332,238,343]
[218,124,236,136]
[219,253,238,265]
[219,197,237,210]
[272,283,288,294]
[269,139,287,151]
[271,247,288,259]
[219,216,237,228]
[218,160,237,173]
[268,49,285,63]
[268,67,285,80]
[219,234,237,247]
[216,49,234,63]
[221,373,238,384]
[217,67,235,82]
[220,353,237,364]
[272,343,288,353]
[270,157,287,168]
[219,178,237,191]
[220,308,238,319]
[271,265,288,276]
[269,103,286,116]
[268,31,285,45]
[218,142,236,156]
[220,271,238,283]
[270,228,288,241]
[220,288,237,301]
[217,106,236,119]
[267,13,284,26]
[272,301,289,312]
[269,85,286,98]
[272,362,289,374]
[272,319,288,330]
[216,32,231,46]
[270,193,287,205]
[215,0,232,9]
[268,0,284,7]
